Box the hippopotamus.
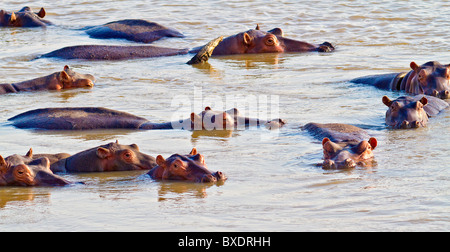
[8,106,285,131]
[147,148,226,183]
[0,65,95,95]
[303,123,378,169]
[5,148,70,166]
[382,95,449,129]
[49,141,157,173]
[39,25,334,61]
[83,19,184,43]
[191,25,335,55]
[352,61,450,99]
[0,7,52,27]
[0,155,72,186]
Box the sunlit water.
[0,0,449,231]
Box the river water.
[0,0,449,231]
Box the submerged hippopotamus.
[352,61,450,99]
[382,95,449,129]
[191,25,335,55]
[49,141,157,173]
[0,65,95,95]
[8,106,285,131]
[5,148,70,166]
[0,155,72,186]
[0,7,52,27]
[147,148,226,183]
[83,19,184,43]
[303,123,378,169]
[39,25,334,61]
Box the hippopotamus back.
[84,19,184,43]
[303,122,371,144]
[8,107,149,130]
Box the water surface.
[0,0,449,231]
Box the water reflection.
[156,180,224,201]
[0,187,42,208]
[29,129,137,141]
[191,129,234,140]
[218,53,283,69]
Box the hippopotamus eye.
[265,35,278,46]
[391,101,400,111]
[14,166,29,177]
[122,151,134,162]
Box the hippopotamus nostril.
[344,158,356,169]
[401,120,410,129]
[213,171,227,181]
[322,159,335,170]
[201,174,217,183]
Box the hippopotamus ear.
[64,65,70,71]
[368,137,378,150]
[243,33,252,46]
[322,137,331,146]
[37,8,46,18]
[0,155,6,169]
[9,12,16,24]
[190,112,201,122]
[96,147,112,159]
[59,70,71,82]
[419,96,428,107]
[410,62,420,72]
[204,106,212,111]
[255,24,260,30]
[156,155,165,167]
[382,96,392,107]
[189,148,198,155]
[26,148,33,158]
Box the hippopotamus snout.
[436,90,450,99]
[200,171,227,183]
[317,42,335,52]
[34,170,73,186]
[323,157,356,170]
[399,120,423,129]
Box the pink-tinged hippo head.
[205,25,334,56]
[57,65,95,89]
[404,61,450,99]
[382,95,429,129]
[59,140,157,173]
[0,7,52,27]
[0,155,72,186]
[189,106,286,130]
[321,137,377,169]
[147,148,226,183]
[190,107,236,130]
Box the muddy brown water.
[0,0,449,231]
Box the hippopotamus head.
[67,141,157,172]
[0,155,72,186]
[408,61,450,99]
[189,106,286,130]
[148,148,226,183]
[321,137,377,169]
[59,65,95,89]
[382,95,429,129]
[190,107,236,130]
[0,7,52,27]
[209,25,334,55]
